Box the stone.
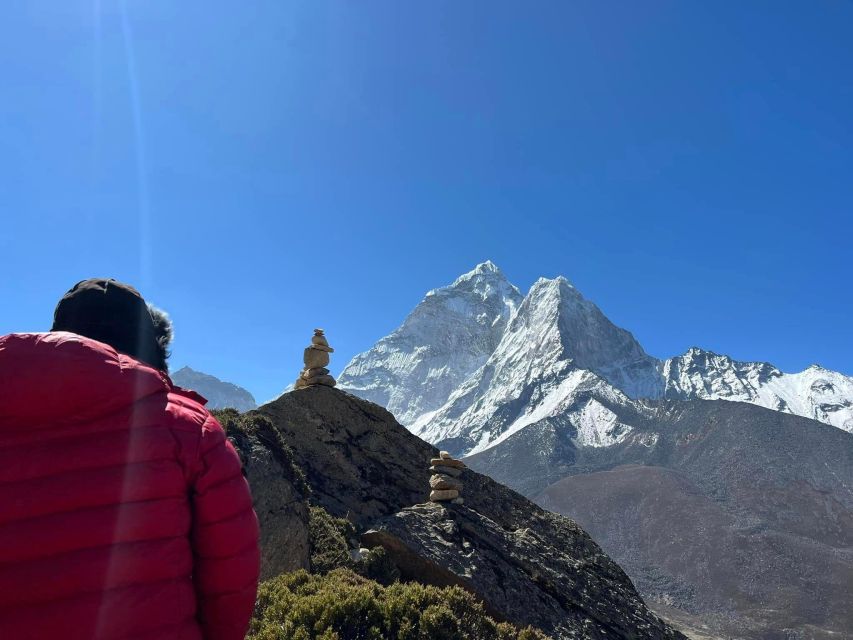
[430,474,463,491]
[303,374,336,387]
[430,465,463,478]
[429,489,460,501]
[304,346,330,369]
[439,450,452,459]
[430,457,464,469]
[297,330,336,387]
[311,344,335,353]
[451,497,464,505]
[349,547,371,562]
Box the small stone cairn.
[294,329,337,389]
[429,451,465,505]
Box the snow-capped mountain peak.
[401,273,659,455]
[339,262,853,457]
[337,262,523,426]
[664,349,853,432]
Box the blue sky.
[1,1,851,402]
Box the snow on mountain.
[171,366,257,412]
[339,261,853,456]
[406,276,653,455]
[337,261,522,426]
[662,348,853,432]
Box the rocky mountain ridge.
[662,347,853,431]
[339,262,853,456]
[171,366,257,412]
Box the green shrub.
[249,569,551,640]
[307,506,401,585]
[356,546,400,586]
[309,506,355,574]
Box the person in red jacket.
[0,278,261,640]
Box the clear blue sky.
[1,1,851,402]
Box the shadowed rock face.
[364,502,684,640]
[220,411,311,579]
[255,386,683,640]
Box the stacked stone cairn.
[294,329,337,389]
[429,451,465,505]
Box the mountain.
[467,397,853,639]
[662,348,853,432]
[338,261,523,428]
[339,262,853,453]
[171,366,257,411]
[245,385,683,639]
[404,276,661,455]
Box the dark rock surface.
[364,502,683,640]
[257,385,437,528]
[218,410,311,579]
[255,386,683,639]
[466,397,853,639]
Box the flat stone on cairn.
[428,450,465,505]
[294,329,337,389]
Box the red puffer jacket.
[0,332,260,640]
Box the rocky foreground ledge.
[364,502,681,640]
[227,385,683,640]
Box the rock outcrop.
[257,385,435,528]
[215,409,311,579]
[253,386,683,639]
[364,502,682,640]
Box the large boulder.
[363,502,682,640]
[257,385,437,527]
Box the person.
[0,278,260,640]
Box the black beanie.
[51,278,167,371]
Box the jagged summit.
[339,264,853,450]
[429,260,519,298]
[471,259,501,274]
[532,274,577,290]
[338,262,523,426]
